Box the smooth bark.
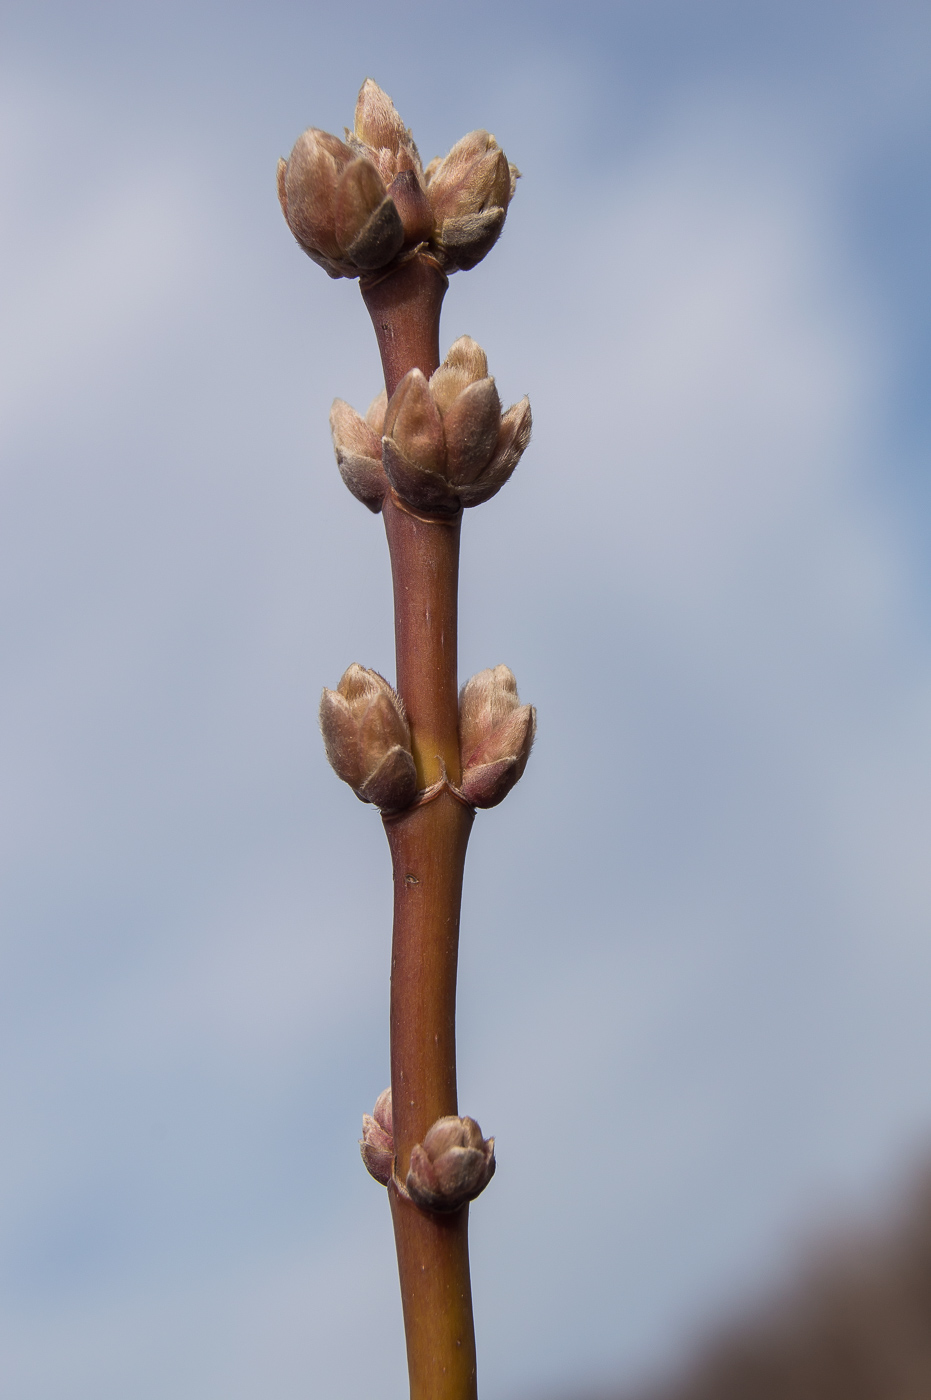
[362,254,479,1400]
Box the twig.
[278,79,535,1399]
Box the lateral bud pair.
[460,666,536,808]
[319,665,416,811]
[278,80,519,280]
[360,1089,496,1214]
[330,336,531,517]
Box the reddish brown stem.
[382,496,461,790]
[361,254,448,395]
[383,793,473,1177]
[362,257,479,1400]
[388,1189,476,1400]
[384,794,476,1399]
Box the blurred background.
[2,2,931,1396]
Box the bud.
[406,1115,495,1214]
[330,390,389,512]
[277,129,355,275]
[278,123,404,278]
[360,1088,394,1186]
[381,337,531,516]
[468,396,532,509]
[459,665,536,808]
[333,158,405,269]
[278,81,519,280]
[386,169,435,247]
[353,78,411,162]
[346,80,432,251]
[425,129,519,271]
[443,378,502,485]
[428,335,489,411]
[319,665,417,811]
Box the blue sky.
[3,2,931,1397]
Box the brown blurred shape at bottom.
[568,1161,931,1400]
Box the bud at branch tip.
[277,79,520,280]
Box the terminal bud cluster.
[277,79,519,280]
